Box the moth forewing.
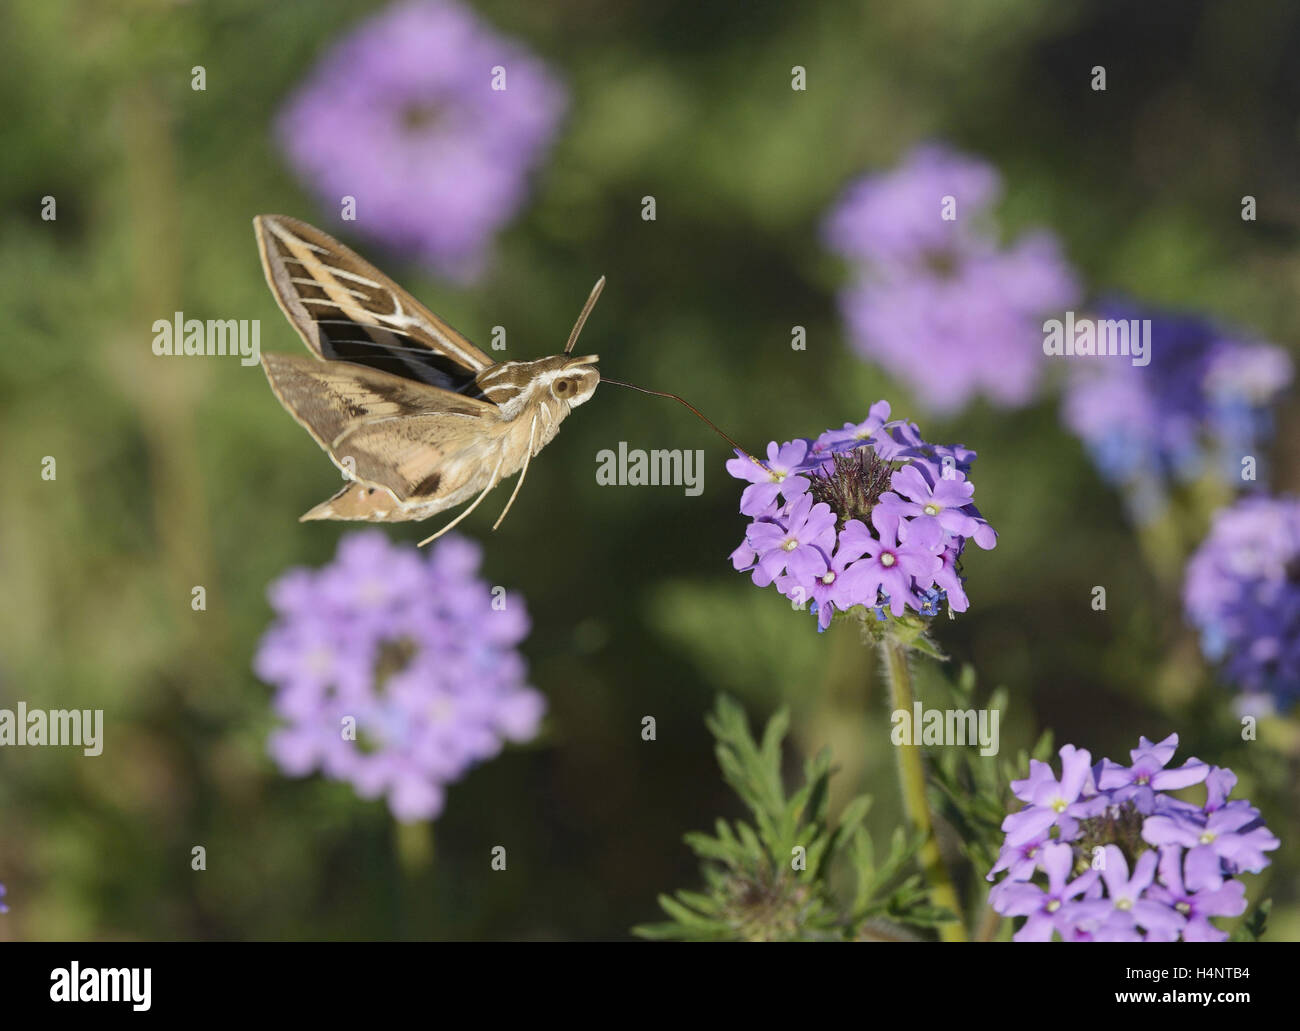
[254,214,493,389]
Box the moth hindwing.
[253,215,604,543]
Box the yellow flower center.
[923,503,940,516]
[880,553,896,567]
[782,539,798,552]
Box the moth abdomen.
[301,482,404,522]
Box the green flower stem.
[393,820,435,938]
[882,638,967,942]
[395,819,435,873]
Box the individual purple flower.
[727,401,996,630]
[873,464,986,550]
[726,440,810,517]
[1002,744,1102,847]
[1096,733,1208,809]
[0,883,7,914]
[987,844,1099,942]
[1091,846,1185,942]
[745,493,836,587]
[777,538,861,631]
[989,736,1277,941]
[986,831,1051,884]
[1145,847,1247,943]
[256,530,545,822]
[1061,301,1292,522]
[810,401,894,460]
[832,519,940,618]
[1183,495,1300,708]
[823,143,1080,413]
[276,0,566,282]
[1142,806,1281,890]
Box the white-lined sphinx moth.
[253,214,605,545]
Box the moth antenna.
[563,276,606,354]
[600,377,766,469]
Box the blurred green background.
[1,0,1298,940]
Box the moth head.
[550,354,600,408]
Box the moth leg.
[491,415,537,532]
[417,452,506,547]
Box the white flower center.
[880,552,896,568]
[782,538,798,552]
[923,503,940,516]
[1199,831,1216,845]
[821,571,836,585]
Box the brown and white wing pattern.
[261,353,504,511]
[254,214,494,393]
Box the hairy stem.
[882,638,967,942]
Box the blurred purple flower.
[255,531,544,822]
[276,0,567,281]
[0,883,7,914]
[988,738,1276,942]
[1183,495,1300,708]
[727,400,996,630]
[822,143,1080,414]
[1062,301,1292,522]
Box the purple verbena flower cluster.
[255,531,545,822]
[1062,300,1292,522]
[822,143,1080,414]
[727,401,996,631]
[276,0,566,282]
[989,736,1278,941]
[1184,495,1300,709]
